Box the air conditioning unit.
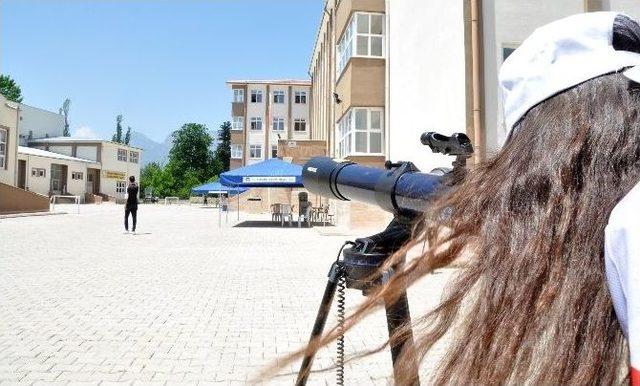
[283,157,293,163]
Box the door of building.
[50,164,63,195]
[17,160,26,189]
[86,172,94,194]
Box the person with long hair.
[277,12,640,385]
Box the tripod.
[296,216,420,385]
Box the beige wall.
[277,139,327,166]
[0,96,19,186]
[99,142,142,198]
[335,58,385,121]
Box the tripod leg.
[384,289,420,386]
[296,262,342,386]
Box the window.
[273,90,285,104]
[250,90,263,103]
[249,144,262,159]
[294,119,307,132]
[71,171,84,180]
[271,144,278,158]
[0,128,6,168]
[117,148,127,161]
[232,116,244,131]
[272,117,285,131]
[294,91,307,104]
[233,89,244,103]
[31,168,46,177]
[250,117,263,131]
[231,144,243,159]
[337,108,384,157]
[129,151,139,163]
[337,12,384,75]
[116,180,126,194]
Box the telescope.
[296,132,474,386]
[302,132,473,216]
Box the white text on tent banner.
[242,176,296,184]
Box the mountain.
[130,131,171,166]
[130,129,220,167]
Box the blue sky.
[1,0,322,142]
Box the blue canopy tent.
[219,158,303,188]
[219,158,304,220]
[191,181,247,196]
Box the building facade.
[0,95,19,186]
[17,103,65,146]
[310,0,640,173]
[28,137,142,199]
[226,80,311,169]
[310,0,387,168]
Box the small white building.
[28,137,142,200]
[17,146,100,197]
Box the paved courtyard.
[0,204,453,385]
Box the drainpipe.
[470,0,485,163]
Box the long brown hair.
[271,15,640,385]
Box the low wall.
[0,183,50,214]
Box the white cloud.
[72,126,100,139]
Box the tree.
[60,98,71,137]
[0,74,23,103]
[112,114,123,143]
[124,126,132,145]
[167,123,218,183]
[214,121,231,172]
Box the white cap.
[500,12,640,133]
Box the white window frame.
[231,144,243,159]
[129,151,139,164]
[250,90,263,103]
[116,180,126,194]
[273,90,285,104]
[233,89,245,103]
[336,12,385,76]
[250,117,263,131]
[271,144,278,158]
[232,116,244,131]
[31,168,46,177]
[117,148,127,162]
[272,117,285,131]
[0,128,6,168]
[71,171,84,180]
[337,107,384,158]
[249,144,262,159]
[294,91,307,104]
[293,119,307,132]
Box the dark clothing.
[125,207,137,232]
[124,183,139,232]
[126,183,139,209]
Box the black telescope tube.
[302,157,443,214]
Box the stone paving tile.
[0,204,453,384]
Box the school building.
[0,94,143,214]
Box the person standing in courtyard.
[124,175,139,234]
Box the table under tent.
[219,158,332,226]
